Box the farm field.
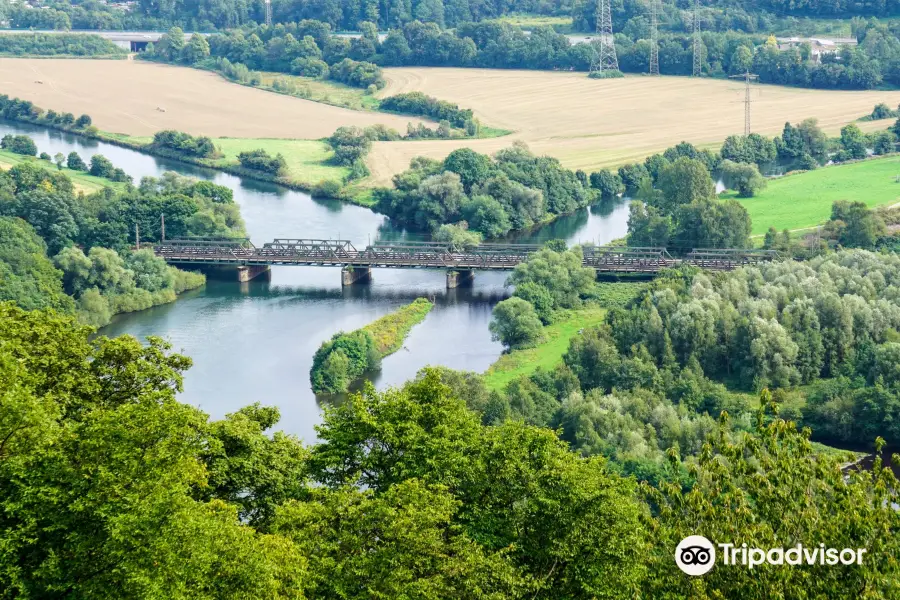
[369,67,900,185]
[0,58,424,139]
[727,155,900,235]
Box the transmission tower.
[591,0,619,74]
[265,0,272,27]
[649,0,659,75]
[692,0,702,76]
[729,71,759,135]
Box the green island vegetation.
[310,297,434,393]
[0,149,245,326]
[1,299,898,597]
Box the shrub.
[150,130,217,158]
[380,92,474,128]
[310,329,380,394]
[237,149,287,175]
[328,58,384,89]
[0,134,37,156]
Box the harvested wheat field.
[369,67,900,185]
[0,58,424,139]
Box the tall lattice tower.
[591,0,619,74]
[265,0,272,26]
[649,0,659,75]
[692,0,702,76]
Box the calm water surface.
[2,121,630,441]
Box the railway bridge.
[151,238,779,287]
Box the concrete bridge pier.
[342,266,372,286]
[446,269,474,289]
[237,265,270,282]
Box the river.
[1,120,631,442]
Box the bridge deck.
[152,239,775,274]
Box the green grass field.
[494,13,574,32]
[482,308,607,391]
[259,72,381,112]
[725,155,900,235]
[0,151,126,193]
[212,138,350,186]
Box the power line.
[649,0,659,75]
[591,0,619,74]
[692,0,702,77]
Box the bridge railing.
[259,239,360,261]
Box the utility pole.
[265,0,272,27]
[692,0,702,77]
[135,222,140,250]
[161,213,166,242]
[729,71,759,134]
[591,0,619,75]
[649,0,659,75]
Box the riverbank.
[311,297,435,394]
[0,149,127,193]
[482,308,606,391]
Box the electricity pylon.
[729,71,759,134]
[591,0,619,74]
[692,0,702,76]
[265,0,272,27]
[649,0,659,75]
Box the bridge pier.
[342,266,372,286]
[237,265,270,283]
[446,269,474,289]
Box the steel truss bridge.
[152,238,779,278]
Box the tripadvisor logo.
[675,535,868,576]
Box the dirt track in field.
[0,58,423,139]
[368,67,900,185]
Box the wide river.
[2,121,630,442]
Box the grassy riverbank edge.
[482,307,607,391]
[0,150,129,193]
[364,297,435,357]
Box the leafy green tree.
[53,152,65,170]
[589,169,624,198]
[0,217,72,312]
[0,134,37,156]
[461,194,511,237]
[873,130,895,155]
[443,148,494,192]
[507,247,596,310]
[66,151,86,171]
[830,200,886,248]
[489,297,544,350]
[434,222,482,251]
[644,392,900,599]
[182,33,211,64]
[719,159,767,197]
[627,202,673,247]
[655,157,715,214]
[840,123,868,159]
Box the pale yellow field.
[0,58,424,139]
[369,67,900,185]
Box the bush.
[237,149,287,175]
[588,70,624,79]
[312,180,343,199]
[291,57,329,78]
[150,130,217,158]
[328,58,384,89]
[0,134,37,156]
[66,152,87,171]
[380,92,474,128]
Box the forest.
[0,150,244,326]
[133,8,895,90]
[0,300,897,598]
